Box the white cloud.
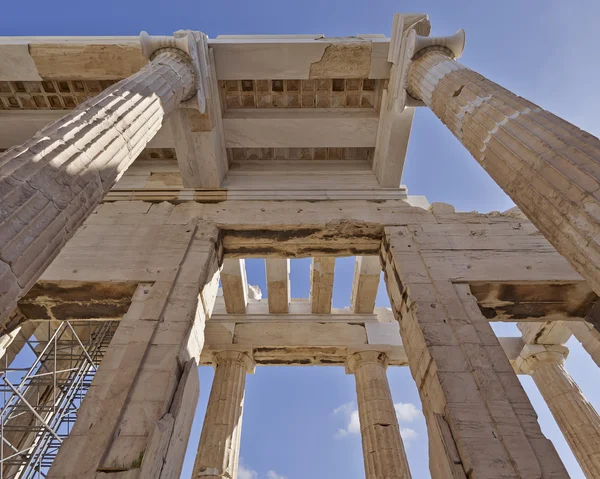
[394,403,422,423]
[266,471,286,479]
[335,409,360,438]
[332,402,354,416]
[333,401,421,442]
[238,465,258,479]
[401,427,418,441]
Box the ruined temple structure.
[1,11,600,479]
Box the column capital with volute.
[346,350,389,374]
[515,344,568,376]
[140,30,209,113]
[516,342,600,477]
[401,17,600,297]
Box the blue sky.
[3,0,600,477]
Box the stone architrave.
[347,350,412,479]
[192,351,255,479]
[517,344,600,478]
[0,40,197,323]
[406,47,600,296]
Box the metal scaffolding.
[0,320,118,479]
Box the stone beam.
[220,258,248,314]
[310,257,335,314]
[170,45,227,188]
[0,36,393,81]
[0,111,174,150]
[372,107,415,187]
[202,315,524,367]
[351,256,381,313]
[0,108,379,154]
[210,35,392,80]
[223,108,379,148]
[470,281,597,323]
[517,321,572,345]
[0,37,145,81]
[265,259,290,313]
[371,14,429,187]
[36,200,588,286]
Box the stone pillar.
[347,351,412,479]
[569,322,600,368]
[382,226,568,478]
[192,351,255,479]
[406,48,600,296]
[517,344,600,478]
[0,41,197,322]
[48,225,221,478]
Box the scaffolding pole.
[0,320,118,479]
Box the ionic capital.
[140,30,208,112]
[346,350,389,374]
[385,13,466,112]
[516,344,568,376]
[214,350,256,374]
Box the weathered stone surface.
[407,49,600,297]
[517,344,600,478]
[47,225,220,479]
[0,48,195,324]
[310,256,335,313]
[348,351,412,479]
[382,226,569,478]
[192,351,254,479]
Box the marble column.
[193,351,255,479]
[347,351,412,479]
[569,322,600,368]
[517,344,600,477]
[0,42,197,322]
[406,47,600,296]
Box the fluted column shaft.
[348,351,412,479]
[193,351,254,479]
[407,49,600,296]
[0,48,195,321]
[519,345,600,478]
[569,322,600,368]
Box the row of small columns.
[191,350,412,479]
[194,346,600,479]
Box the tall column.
[347,351,412,479]
[48,224,221,478]
[406,45,600,296]
[517,344,600,478]
[193,351,255,479]
[569,322,600,368]
[0,37,198,322]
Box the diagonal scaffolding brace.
[0,320,118,479]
